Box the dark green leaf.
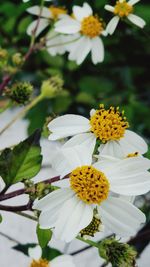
[42,246,62,261]
[13,243,37,256]
[36,224,52,248]
[0,130,42,186]
[0,214,2,223]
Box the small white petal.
[91,37,104,64]
[99,197,145,237]
[48,114,90,140]
[27,19,49,37]
[128,0,141,6]
[127,14,146,28]
[73,2,93,21]
[119,130,148,155]
[104,5,115,13]
[55,17,81,34]
[106,16,120,35]
[90,109,96,117]
[28,245,42,260]
[68,36,92,65]
[27,6,51,18]
[98,141,125,159]
[51,255,76,267]
[54,196,93,242]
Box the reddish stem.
[0,75,11,94]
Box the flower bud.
[9,81,33,104]
[12,53,23,66]
[99,238,137,267]
[0,48,8,60]
[41,76,64,99]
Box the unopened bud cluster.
[7,81,33,104]
[99,238,137,267]
[41,76,64,98]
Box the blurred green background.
[0,0,150,149]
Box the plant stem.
[77,236,99,248]
[15,211,37,221]
[0,94,43,136]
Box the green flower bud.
[9,82,33,104]
[99,238,137,267]
[41,76,64,99]
[12,53,23,66]
[0,48,8,60]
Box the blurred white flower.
[28,245,76,267]
[55,2,107,65]
[105,0,146,35]
[33,148,150,242]
[27,5,67,37]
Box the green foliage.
[13,243,37,256]
[0,130,42,186]
[36,224,52,248]
[0,214,2,223]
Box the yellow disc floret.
[70,165,109,204]
[80,214,102,237]
[30,259,49,267]
[81,16,104,38]
[49,6,67,20]
[127,152,139,158]
[114,0,133,18]
[90,104,129,143]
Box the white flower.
[105,0,146,35]
[48,104,148,159]
[33,148,150,242]
[28,245,76,267]
[27,5,67,37]
[54,2,107,65]
[23,0,52,3]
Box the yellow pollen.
[81,16,104,38]
[80,214,102,237]
[49,6,67,20]
[90,104,129,143]
[30,259,49,267]
[70,165,109,204]
[114,0,133,17]
[127,152,139,158]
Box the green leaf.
[42,246,62,261]
[13,243,37,256]
[0,130,42,186]
[0,214,2,223]
[37,224,52,248]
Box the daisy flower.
[28,245,75,267]
[54,2,107,65]
[33,148,150,242]
[27,5,67,37]
[105,0,146,35]
[48,104,148,159]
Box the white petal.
[27,19,49,37]
[51,255,75,267]
[39,207,60,229]
[106,16,120,35]
[55,17,81,34]
[99,197,145,237]
[128,0,141,6]
[48,114,90,140]
[104,5,115,13]
[54,196,93,242]
[119,130,148,155]
[127,14,146,28]
[27,6,51,18]
[73,2,93,21]
[91,37,104,64]
[68,36,92,65]
[33,188,73,211]
[98,140,125,159]
[90,109,96,117]
[28,245,42,260]
[111,171,150,195]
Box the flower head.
[48,104,148,159]
[105,0,146,35]
[33,147,150,242]
[55,2,107,64]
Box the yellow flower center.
[30,259,49,267]
[90,104,129,143]
[114,0,133,17]
[70,165,109,204]
[49,6,67,19]
[81,16,104,38]
[127,152,139,158]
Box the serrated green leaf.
[0,130,42,186]
[37,224,52,248]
